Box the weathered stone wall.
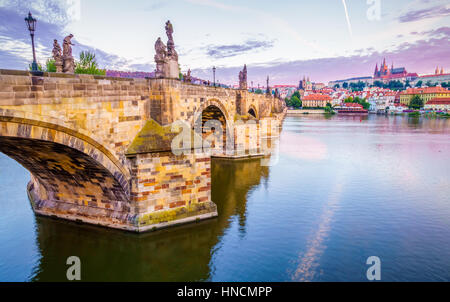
[0,69,151,168]
[148,79,280,127]
[0,69,283,232]
[128,151,216,231]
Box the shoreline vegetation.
[29,50,106,76]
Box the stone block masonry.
[0,69,284,232]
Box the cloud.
[0,0,80,26]
[206,39,275,59]
[143,1,168,11]
[420,26,450,38]
[0,5,150,71]
[190,34,450,85]
[398,4,450,23]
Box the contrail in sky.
[341,0,353,38]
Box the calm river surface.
[0,115,449,281]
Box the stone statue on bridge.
[62,34,75,73]
[52,39,63,72]
[154,21,179,79]
[185,69,192,83]
[239,64,247,90]
[154,37,167,77]
[274,88,280,99]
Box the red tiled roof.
[303,93,332,101]
[401,87,450,95]
[426,98,450,105]
[343,103,363,108]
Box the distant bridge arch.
[247,105,258,119]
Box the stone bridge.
[0,69,285,232]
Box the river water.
[0,115,449,281]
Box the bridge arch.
[193,99,233,153]
[0,110,132,223]
[247,105,258,119]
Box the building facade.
[424,98,450,111]
[302,93,332,108]
[400,87,450,105]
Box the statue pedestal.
[163,59,179,79]
[55,59,63,73]
[63,56,74,74]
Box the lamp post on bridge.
[212,66,216,87]
[25,12,39,72]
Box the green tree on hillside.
[290,95,302,109]
[373,80,383,88]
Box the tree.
[373,80,383,88]
[415,80,423,87]
[334,84,340,89]
[290,95,302,109]
[324,102,334,113]
[409,95,424,110]
[405,80,411,88]
[387,80,404,91]
[426,80,436,87]
[75,51,106,75]
[342,82,348,89]
[46,59,56,72]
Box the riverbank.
[287,109,325,115]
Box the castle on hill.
[373,58,418,81]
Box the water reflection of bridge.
[31,158,269,281]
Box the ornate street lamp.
[212,66,216,87]
[25,12,38,72]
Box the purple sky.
[0,0,449,85]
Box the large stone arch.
[192,98,233,129]
[0,110,135,229]
[0,108,130,183]
[192,99,233,155]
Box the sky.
[0,0,449,86]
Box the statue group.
[154,21,179,79]
[52,34,75,73]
